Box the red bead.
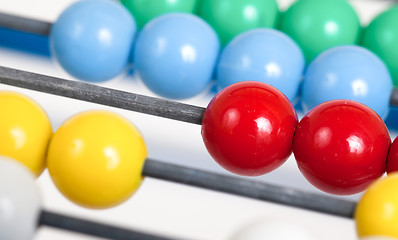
[201,81,298,176]
[293,100,390,195]
[387,137,398,174]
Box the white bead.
[0,156,41,240]
[231,219,316,240]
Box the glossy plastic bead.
[387,137,398,174]
[217,29,305,102]
[199,0,279,45]
[50,0,136,82]
[202,81,298,176]
[362,6,398,86]
[231,219,316,240]
[355,174,398,238]
[302,46,393,119]
[293,100,390,195]
[280,0,360,62]
[121,0,198,29]
[134,13,219,99]
[0,156,41,240]
[47,111,147,208]
[0,91,52,177]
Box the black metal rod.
[39,210,173,240]
[2,66,398,126]
[0,12,51,36]
[0,66,205,124]
[143,159,357,219]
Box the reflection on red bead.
[201,81,298,176]
[293,100,390,195]
[387,137,398,174]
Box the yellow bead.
[355,174,398,238]
[47,111,147,208]
[0,91,52,177]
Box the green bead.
[199,0,279,46]
[121,0,199,29]
[362,6,398,86]
[280,0,360,63]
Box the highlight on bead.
[47,110,147,208]
[0,91,52,177]
[302,45,393,119]
[280,0,360,62]
[134,13,219,99]
[50,0,136,82]
[293,100,390,195]
[362,5,398,87]
[216,28,305,102]
[202,81,298,176]
[199,0,279,46]
[355,174,398,239]
[0,156,41,240]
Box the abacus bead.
[0,91,52,177]
[362,6,398,86]
[216,29,304,102]
[201,81,298,176]
[134,13,219,99]
[121,0,198,29]
[0,156,41,240]
[280,0,360,62]
[47,111,147,208]
[355,174,398,238]
[293,100,390,195]
[199,0,279,45]
[387,137,398,174]
[50,0,136,82]
[302,46,393,119]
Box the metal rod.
[0,12,51,36]
[0,66,205,124]
[143,159,357,219]
[2,66,398,126]
[39,210,173,240]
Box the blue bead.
[216,29,305,102]
[50,0,136,82]
[134,13,220,99]
[302,45,393,119]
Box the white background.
[0,0,396,239]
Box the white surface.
[230,218,317,240]
[0,0,395,239]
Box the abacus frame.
[0,8,395,240]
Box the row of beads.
[1,82,398,238]
[202,81,397,195]
[48,0,397,117]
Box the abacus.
[0,0,398,240]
